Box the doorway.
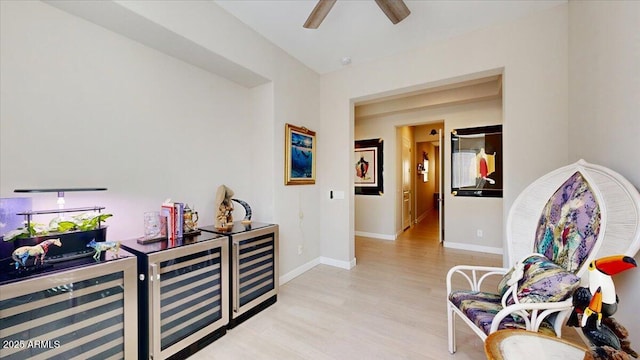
[402,123,444,240]
[353,74,502,246]
[401,136,412,231]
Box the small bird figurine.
[581,287,622,351]
[569,255,638,359]
[568,255,637,326]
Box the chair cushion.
[497,254,580,304]
[449,290,556,336]
[534,171,601,272]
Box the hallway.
[398,209,441,242]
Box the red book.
[161,201,176,241]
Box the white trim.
[354,231,396,241]
[279,257,320,285]
[443,241,503,255]
[320,256,356,269]
[278,256,357,285]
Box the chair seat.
[449,290,556,336]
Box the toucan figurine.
[580,287,640,360]
[569,255,638,359]
[581,287,622,350]
[568,255,637,326]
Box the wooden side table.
[485,330,588,360]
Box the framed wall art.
[354,138,383,195]
[451,124,502,197]
[284,123,316,185]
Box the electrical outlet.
[476,229,483,237]
[297,245,303,255]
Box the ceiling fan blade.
[375,0,411,24]
[303,0,337,29]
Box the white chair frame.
[446,159,640,354]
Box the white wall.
[320,4,569,264]
[443,100,504,252]
[354,99,503,250]
[568,0,640,344]
[353,118,403,240]
[0,0,322,282]
[112,0,324,277]
[0,0,252,239]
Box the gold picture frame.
[284,123,316,185]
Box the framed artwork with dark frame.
[451,124,502,197]
[285,123,316,185]
[354,138,384,195]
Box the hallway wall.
[322,4,568,263]
[415,140,436,221]
[354,99,502,247]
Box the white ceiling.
[214,0,565,74]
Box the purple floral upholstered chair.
[446,160,640,354]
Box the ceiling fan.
[303,0,411,29]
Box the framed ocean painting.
[285,123,316,185]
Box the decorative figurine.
[232,198,252,224]
[215,185,234,230]
[87,239,121,260]
[12,238,62,269]
[580,288,623,352]
[183,204,199,232]
[568,255,638,359]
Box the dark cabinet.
[199,222,278,328]
[121,233,228,360]
[0,252,138,359]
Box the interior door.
[438,129,444,243]
[402,137,412,231]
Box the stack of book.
[161,200,184,242]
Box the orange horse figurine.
[12,238,62,269]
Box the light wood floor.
[191,211,582,359]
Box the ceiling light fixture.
[341,57,352,65]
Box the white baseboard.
[354,231,396,241]
[320,256,356,269]
[279,257,320,285]
[278,256,357,285]
[443,241,503,255]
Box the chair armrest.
[446,265,509,294]
[489,299,573,335]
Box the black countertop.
[198,221,275,236]
[120,232,226,255]
[0,247,135,286]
